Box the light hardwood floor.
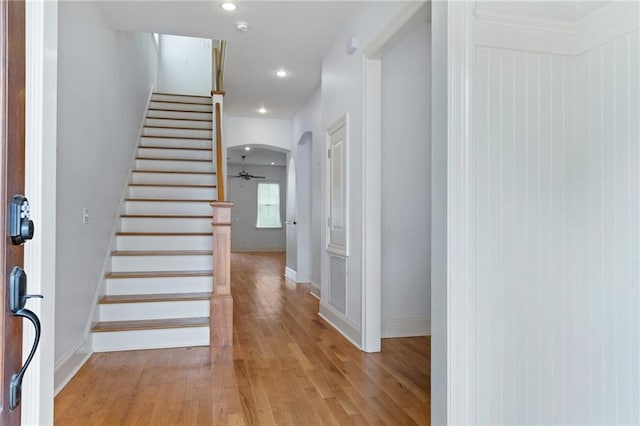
[55,252,430,425]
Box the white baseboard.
[284,266,297,282]
[231,249,286,253]
[319,301,361,349]
[382,316,431,338]
[54,339,93,396]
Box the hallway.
[54,252,430,424]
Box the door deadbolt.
[9,194,34,245]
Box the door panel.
[327,121,347,255]
[0,0,26,423]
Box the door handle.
[8,266,42,410]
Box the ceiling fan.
[228,155,266,180]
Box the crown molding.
[474,2,639,56]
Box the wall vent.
[329,254,347,314]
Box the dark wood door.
[0,0,26,424]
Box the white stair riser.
[138,147,213,160]
[131,172,215,186]
[124,200,213,215]
[145,118,212,130]
[143,127,212,139]
[116,235,212,251]
[120,217,212,233]
[129,186,215,200]
[111,254,212,272]
[92,327,209,352]
[106,275,212,296]
[147,110,212,121]
[151,94,211,104]
[135,159,214,173]
[140,137,212,150]
[99,300,210,322]
[149,101,212,112]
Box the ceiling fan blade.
[227,175,241,179]
[249,175,266,179]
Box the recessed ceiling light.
[244,146,251,151]
[276,70,288,78]
[221,2,237,12]
[258,107,267,114]
[270,162,275,165]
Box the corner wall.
[55,2,157,366]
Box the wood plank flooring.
[55,252,430,425]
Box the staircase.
[92,93,218,352]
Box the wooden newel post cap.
[210,202,234,226]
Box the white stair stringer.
[92,92,220,352]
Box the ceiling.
[227,146,287,167]
[476,1,612,22]
[98,1,363,119]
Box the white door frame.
[23,0,58,424]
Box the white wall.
[318,1,421,344]
[228,164,287,252]
[469,3,639,424]
[380,20,431,338]
[158,34,211,96]
[225,115,292,152]
[56,2,156,365]
[292,90,322,287]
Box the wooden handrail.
[214,102,224,202]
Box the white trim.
[319,301,361,349]
[53,339,92,396]
[23,1,58,424]
[381,317,431,338]
[231,249,286,253]
[360,56,382,353]
[306,281,321,299]
[447,2,475,423]
[284,266,297,282]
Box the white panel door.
[327,120,347,255]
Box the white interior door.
[327,120,347,255]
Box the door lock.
[8,267,42,410]
[9,194,34,245]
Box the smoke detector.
[236,21,249,32]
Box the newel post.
[210,201,234,347]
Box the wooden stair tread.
[153,92,211,99]
[148,108,213,114]
[92,317,209,333]
[120,214,211,219]
[111,250,212,256]
[124,198,215,202]
[146,117,212,123]
[116,232,211,236]
[128,183,216,188]
[140,135,212,141]
[144,125,212,131]
[150,99,212,106]
[105,270,212,279]
[139,146,212,151]
[136,157,212,162]
[132,170,216,175]
[99,292,212,304]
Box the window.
[256,183,282,228]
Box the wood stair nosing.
[149,99,212,106]
[111,250,213,256]
[139,135,212,141]
[120,214,212,219]
[138,146,213,152]
[92,317,210,333]
[105,270,213,279]
[153,92,211,99]
[145,116,213,123]
[128,183,216,188]
[148,108,213,114]
[124,198,215,202]
[135,157,212,163]
[132,170,216,175]
[115,232,211,236]
[144,125,213,132]
[99,292,212,305]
